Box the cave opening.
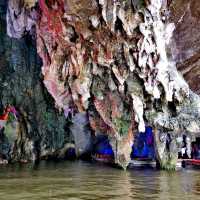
[176,134,200,168]
[92,134,114,163]
[129,126,157,168]
[131,126,155,160]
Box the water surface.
[0,161,199,200]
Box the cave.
[92,134,114,163]
[2,0,200,199]
[131,126,155,160]
[1,0,200,172]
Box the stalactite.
[5,0,200,169]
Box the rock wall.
[3,0,200,169]
[0,0,73,162]
[169,0,200,94]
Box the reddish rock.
[6,0,200,169]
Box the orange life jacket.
[0,107,11,120]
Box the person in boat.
[0,105,18,130]
[181,135,189,159]
[191,142,198,159]
[0,105,18,164]
[0,106,10,129]
[93,136,114,162]
[131,126,155,160]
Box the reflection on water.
[0,161,200,200]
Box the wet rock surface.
[0,1,73,162]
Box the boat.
[92,137,115,164]
[92,154,114,164]
[128,158,157,169]
[129,126,156,169]
[182,159,200,168]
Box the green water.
[0,161,199,200]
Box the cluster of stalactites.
[7,0,200,168]
[6,0,193,134]
[138,0,189,103]
[7,0,38,38]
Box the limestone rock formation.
[169,0,200,94]
[0,0,73,163]
[3,0,200,169]
[7,0,38,38]
[70,112,92,157]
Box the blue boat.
[129,126,156,168]
[92,135,114,163]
